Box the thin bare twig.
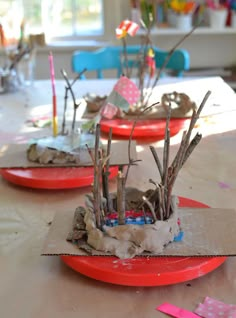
[162,103,171,186]
[9,47,31,70]
[124,102,159,185]
[117,171,126,225]
[61,86,69,135]
[60,68,86,132]
[61,69,87,134]
[85,144,95,165]
[122,37,129,77]
[102,128,113,214]
[157,185,164,221]
[165,91,211,218]
[93,124,102,229]
[149,146,163,178]
[144,21,202,106]
[142,207,148,224]
[181,132,202,167]
[142,196,157,222]
[171,91,211,176]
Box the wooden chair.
[72,46,190,79]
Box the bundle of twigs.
[86,88,210,230]
[85,124,113,229]
[144,90,211,220]
[87,120,140,229]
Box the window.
[0,0,104,42]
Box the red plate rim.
[0,166,118,190]
[100,118,187,138]
[60,197,227,286]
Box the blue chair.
[154,47,190,77]
[114,45,190,78]
[71,47,121,79]
[72,45,190,79]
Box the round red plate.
[61,197,227,286]
[100,118,187,140]
[0,166,118,189]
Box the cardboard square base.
[0,140,136,168]
[42,205,236,257]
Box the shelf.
[138,26,236,36]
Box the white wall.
[2,0,236,79]
[34,32,236,80]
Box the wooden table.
[0,77,236,317]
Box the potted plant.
[169,0,196,30]
[206,0,228,28]
[230,0,236,27]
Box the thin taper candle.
[48,51,58,137]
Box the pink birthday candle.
[48,51,58,137]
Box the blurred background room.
[0,0,236,89]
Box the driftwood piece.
[161,92,197,117]
[84,94,107,113]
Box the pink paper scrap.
[194,297,236,318]
[101,103,119,119]
[218,181,231,189]
[113,76,140,105]
[156,303,200,318]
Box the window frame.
[46,0,125,44]
[0,0,128,44]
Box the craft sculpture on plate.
[27,63,94,165]
[82,16,200,128]
[67,90,211,259]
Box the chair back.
[154,48,190,77]
[72,47,121,79]
[72,46,190,79]
[116,45,190,78]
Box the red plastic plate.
[61,197,227,286]
[100,118,187,139]
[0,166,118,189]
